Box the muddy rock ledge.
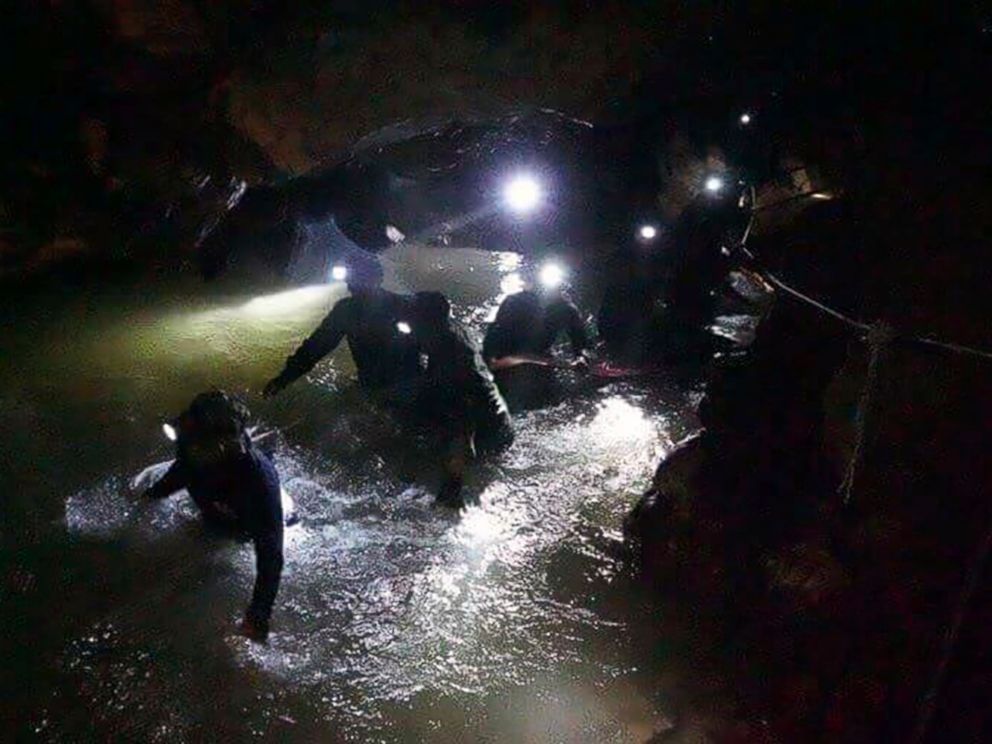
[624,196,992,741]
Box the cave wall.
[2,2,988,286]
[2,1,702,277]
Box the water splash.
[42,242,702,741]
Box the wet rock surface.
[4,4,991,741]
[625,187,992,740]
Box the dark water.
[0,245,721,742]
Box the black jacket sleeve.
[277,299,353,385]
[246,524,284,628]
[244,450,285,629]
[546,299,589,356]
[145,458,189,499]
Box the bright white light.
[396,321,412,335]
[705,176,724,193]
[385,224,405,243]
[589,396,654,447]
[454,501,510,547]
[539,262,565,288]
[496,252,522,272]
[331,265,348,281]
[740,112,752,125]
[638,224,658,240]
[162,422,177,442]
[811,192,833,200]
[500,271,525,295]
[503,174,542,214]
[241,285,334,317]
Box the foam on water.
[9,242,716,741]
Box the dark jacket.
[425,321,513,452]
[279,290,421,389]
[483,291,588,360]
[148,443,284,627]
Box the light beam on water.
[15,242,704,741]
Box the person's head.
[345,258,384,298]
[411,291,451,341]
[173,389,250,466]
[501,288,542,324]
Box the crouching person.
[145,390,283,643]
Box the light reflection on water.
[11,244,705,741]
[223,391,670,718]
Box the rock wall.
[624,61,992,737]
[3,1,711,278]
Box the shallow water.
[0,244,713,741]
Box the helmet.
[184,390,248,438]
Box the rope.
[735,181,992,740]
[837,321,893,505]
[756,266,992,363]
[734,186,992,362]
[732,187,992,509]
[762,271,869,332]
[906,334,992,363]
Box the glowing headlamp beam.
[503,174,543,215]
[162,422,177,441]
[539,262,565,288]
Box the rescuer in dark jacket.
[410,291,514,505]
[598,188,745,362]
[144,390,284,643]
[660,191,742,340]
[483,283,590,410]
[262,261,421,396]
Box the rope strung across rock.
[735,195,992,509]
[752,262,992,363]
[740,185,992,362]
[757,267,894,505]
[761,267,992,363]
[760,271,869,332]
[737,184,991,740]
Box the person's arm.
[487,353,563,370]
[240,453,285,642]
[264,301,352,396]
[242,524,284,641]
[144,458,189,500]
[485,321,561,368]
[438,420,474,507]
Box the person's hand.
[262,376,285,399]
[238,613,269,643]
[571,351,592,373]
